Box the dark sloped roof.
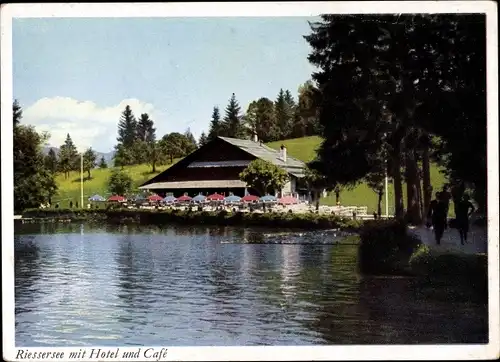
[218,137,306,177]
[140,136,308,188]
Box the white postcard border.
[2,2,498,361]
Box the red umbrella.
[177,195,192,202]
[108,195,126,202]
[278,195,299,205]
[207,193,225,201]
[242,194,259,202]
[148,194,163,202]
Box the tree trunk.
[315,191,320,211]
[422,136,432,218]
[391,140,405,218]
[405,149,422,225]
[416,167,424,222]
[152,162,156,173]
[335,190,340,204]
[87,169,91,179]
[377,191,383,217]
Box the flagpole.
[385,169,389,218]
[384,132,389,219]
[80,152,84,209]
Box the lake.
[14,223,488,346]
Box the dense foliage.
[22,207,364,231]
[111,105,197,172]
[206,87,322,143]
[107,168,133,196]
[83,148,97,179]
[305,14,487,220]
[358,219,422,274]
[239,159,289,196]
[13,101,57,212]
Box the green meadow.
[52,136,449,213]
[268,136,449,215]
[52,163,176,208]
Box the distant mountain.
[42,146,115,167]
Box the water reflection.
[14,223,487,346]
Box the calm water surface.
[15,223,487,346]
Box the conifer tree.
[208,106,223,141]
[116,105,138,148]
[136,113,156,142]
[44,148,59,174]
[223,93,244,139]
[58,133,79,178]
[184,128,198,153]
[198,132,208,147]
[274,89,294,140]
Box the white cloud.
[23,97,159,152]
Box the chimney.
[253,133,258,142]
[280,145,287,163]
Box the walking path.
[408,225,487,255]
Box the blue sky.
[13,17,318,152]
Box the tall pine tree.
[13,99,22,127]
[58,133,79,179]
[184,128,198,153]
[274,89,294,140]
[208,106,223,141]
[223,93,244,139]
[44,148,59,174]
[117,105,138,148]
[198,132,208,147]
[136,113,156,142]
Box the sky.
[13,17,319,152]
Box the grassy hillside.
[52,136,449,214]
[52,163,176,208]
[266,136,449,214]
[267,136,322,163]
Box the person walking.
[455,194,475,245]
[441,185,452,229]
[427,192,447,245]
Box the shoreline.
[18,208,365,231]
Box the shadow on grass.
[71,175,93,183]
[140,169,160,176]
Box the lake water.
[14,223,487,346]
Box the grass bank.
[358,219,487,303]
[22,208,364,231]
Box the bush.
[409,247,488,302]
[410,247,487,278]
[408,243,433,274]
[21,207,370,231]
[358,219,422,275]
